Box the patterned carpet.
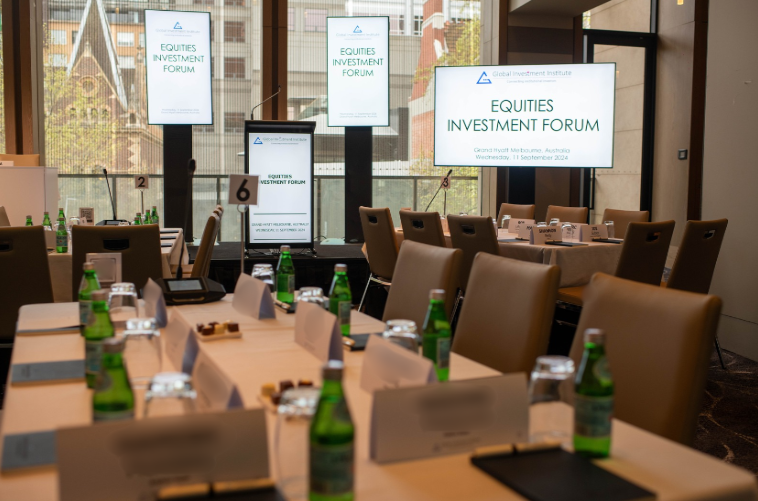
[694,348,758,475]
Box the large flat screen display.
[327,16,389,127]
[245,124,315,248]
[434,64,616,168]
[144,10,213,125]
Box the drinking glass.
[561,223,575,242]
[528,356,575,444]
[500,214,511,230]
[382,319,419,352]
[604,221,615,239]
[537,221,547,227]
[298,286,327,309]
[143,372,198,418]
[458,212,468,216]
[252,263,275,292]
[549,218,561,226]
[109,283,139,329]
[121,318,162,390]
[275,387,320,500]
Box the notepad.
[1,431,57,471]
[11,360,85,385]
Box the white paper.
[360,335,437,393]
[579,223,609,242]
[370,373,529,463]
[192,350,243,412]
[512,219,535,233]
[86,253,122,288]
[163,311,198,374]
[530,226,562,245]
[294,301,344,362]
[232,273,275,319]
[16,302,80,333]
[142,278,168,327]
[518,223,535,240]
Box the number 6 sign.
[228,174,260,205]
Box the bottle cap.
[136,212,141,216]
[26,215,32,219]
[59,208,63,211]
[335,263,347,273]
[429,289,445,300]
[280,245,291,252]
[584,328,606,344]
[83,262,95,271]
[91,290,110,302]
[322,360,344,381]
[44,211,49,215]
[152,205,157,209]
[102,337,125,353]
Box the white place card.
[579,223,609,242]
[518,223,535,240]
[370,374,529,464]
[294,301,344,362]
[530,226,563,245]
[360,334,437,393]
[58,409,269,501]
[16,302,79,334]
[511,218,535,233]
[143,278,168,327]
[232,273,275,319]
[164,311,199,374]
[192,351,244,412]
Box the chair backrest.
[399,210,446,248]
[615,220,675,285]
[71,225,163,299]
[0,227,54,342]
[0,153,40,166]
[383,241,461,328]
[447,214,499,291]
[453,253,560,374]
[359,207,399,280]
[192,214,220,278]
[667,219,728,294]
[496,203,535,223]
[0,206,10,227]
[545,205,589,224]
[601,208,650,239]
[569,273,721,445]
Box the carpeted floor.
[694,348,758,475]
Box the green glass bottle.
[143,211,152,225]
[58,207,66,221]
[329,264,352,337]
[93,337,135,421]
[84,290,115,388]
[574,328,614,458]
[276,245,296,304]
[421,289,451,381]
[42,211,52,230]
[133,213,142,225]
[55,218,68,253]
[151,206,159,226]
[78,262,101,336]
[25,215,33,226]
[310,360,354,501]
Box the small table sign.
[164,311,199,374]
[192,351,244,412]
[518,223,535,240]
[294,301,344,362]
[511,219,535,233]
[530,226,563,245]
[360,334,437,393]
[579,224,609,242]
[232,273,275,319]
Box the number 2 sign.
[228,174,260,205]
[134,174,149,190]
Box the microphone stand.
[96,168,127,225]
[176,159,196,279]
[424,170,453,212]
[250,85,282,120]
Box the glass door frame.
[582,29,658,214]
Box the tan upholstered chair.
[359,207,399,311]
[569,273,721,445]
[496,203,536,225]
[71,225,163,299]
[0,153,41,166]
[545,205,589,224]
[558,220,675,306]
[383,241,461,329]
[447,214,499,291]
[172,214,219,278]
[0,227,54,344]
[601,208,649,239]
[453,254,560,374]
[399,210,446,248]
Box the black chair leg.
[714,334,727,370]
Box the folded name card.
[360,335,437,393]
[11,360,84,386]
[192,351,243,412]
[164,311,199,374]
[232,273,275,320]
[1,430,57,471]
[143,278,168,328]
[518,223,535,240]
[370,373,529,463]
[530,226,563,245]
[512,219,535,233]
[579,224,609,242]
[294,301,344,362]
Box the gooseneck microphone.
[250,85,282,120]
[176,159,196,279]
[424,169,454,212]
[103,168,117,220]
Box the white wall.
[702,0,758,360]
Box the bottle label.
[574,394,613,438]
[93,409,135,421]
[288,275,295,294]
[310,442,354,496]
[85,340,103,378]
[56,233,68,248]
[79,300,92,326]
[338,301,351,326]
[437,337,451,369]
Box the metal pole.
[141,191,144,216]
[238,205,248,278]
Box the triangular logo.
[353,25,362,33]
[173,22,182,29]
[253,137,263,145]
[477,71,492,84]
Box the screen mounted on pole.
[434,64,616,168]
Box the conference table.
[47,228,189,303]
[2,299,757,500]
[394,228,623,288]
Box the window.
[224,57,245,79]
[225,0,244,5]
[414,15,423,36]
[193,0,214,5]
[224,21,245,43]
[51,30,67,45]
[117,32,134,47]
[224,112,245,133]
[390,15,404,35]
[288,8,295,31]
[71,31,79,45]
[139,33,145,47]
[196,123,215,133]
[304,9,327,32]
[117,55,135,69]
[49,54,68,67]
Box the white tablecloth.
[1,299,756,501]
[47,228,189,302]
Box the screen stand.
[238,205,248,277]
[344,126,373,244]
[164,125,194,242]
